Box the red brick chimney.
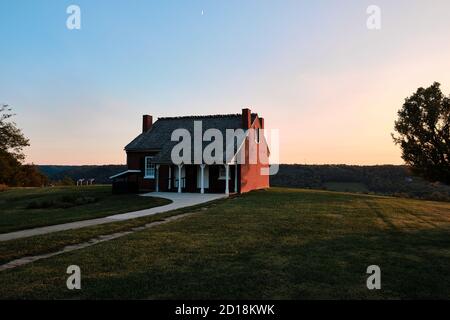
[259,117,264,129]
[142,115,153,133]
[242,108,251,129]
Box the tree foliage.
[0,104,29,161]
[0,104,47,186]
[270,164,450,202]
[393,82,450,184]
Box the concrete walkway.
[0,192,227,242]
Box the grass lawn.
[0,199,224,265]
[1,187,450,299]
[323,182,369,193]
[0,186,171,233]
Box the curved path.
[0,192,227,242]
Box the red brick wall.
[126,151,158,191]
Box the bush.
[59,195,98,208]
[26,195,98,210]
[428,192,450,202]
[26,199,55,209]
[0,184,8,192]
[60,195,77,203]
[56,176,75,186]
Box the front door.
[185,165,197,192]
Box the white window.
[144,157,155,179]
[174,166,186,188]
[196,166,209,188]
[218,166,231,180]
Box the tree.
[0,104,35,185]
[59,176,75,186]
[0,104,29,161]
[13,164,48,187]
[0,149,21,185]
[393,82,450,184]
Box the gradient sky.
[1,0,450,165]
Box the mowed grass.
[1,188,450,299]
[323,182,369,193]
[0,199,224,265]
[0,186,171,233]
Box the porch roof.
[109,170,141,179]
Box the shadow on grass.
[2,227,449,300]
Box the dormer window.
[144,156,155,179]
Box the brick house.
[111,108,270,194]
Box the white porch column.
[178,164,183,193]
[168,166,172,190]
[155,165,160,192]
[225,164,229,195]
[200,164,205,194]
[234,163,238,193]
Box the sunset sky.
[1,0,450,165]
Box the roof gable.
[125,114,247,163]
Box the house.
[110,108,270,194]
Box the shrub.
[428,192,450,202]
[60,195,98,208]
[57,176,75,186]
[0,184,8,192]
[26,199,55,209]
[26,196,98,210]
[75,196,97,205]
[60,195,77,203]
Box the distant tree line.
[271,164,450,202]
[36,164,450,202]
[39,165,127,185]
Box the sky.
[1,0,450,165]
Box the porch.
[148,163,239,195]
[112,163,239,195]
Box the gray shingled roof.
[125,114,254,164]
